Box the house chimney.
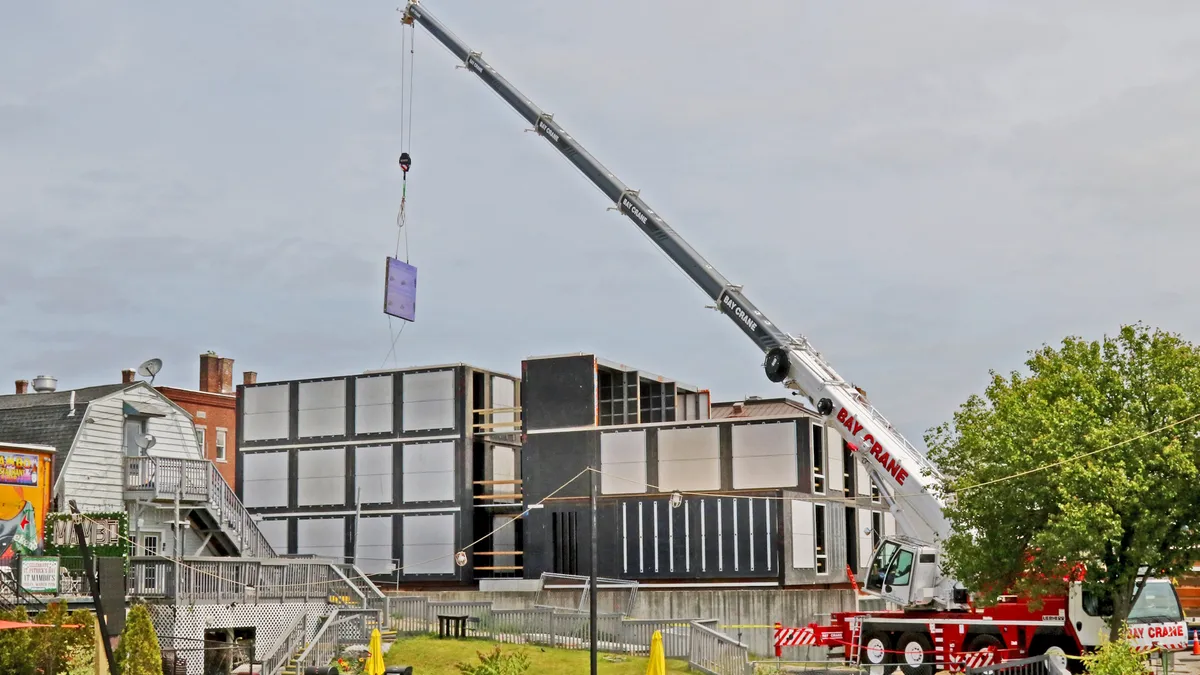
[200,352,236,394]
[243,371,257,386]
[731,401,746,415]
[14,380,27,395]
[122,369,137,384]
[219,357,234,394]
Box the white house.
[0,374,389,675]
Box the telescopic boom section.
[402,1,950,549]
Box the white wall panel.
[658,426,720,492]
[355,375,394,435]
[297,447,346,506]
[403,371,455,431]
[355,445,393,504]
[241,452,289,508]
[827,426,844,494]
[243,384,290,441]
[402,513,455,575]
[296,517,345,558]
[600,430,647,495]
[491,515,518,568]
[402,442,455,503]
[298,379,346,438]
[698,393,710,420]
[730,422,798,489]
[858,510,876,569]
[791,500,815,569]
[884,512,896,536]
[491,376,517,432]
[856,458,871,497]
[256,518,289,552]
[492,446,516,495]
[355,515,394,575]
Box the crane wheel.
[896,631,935,675]
[763,348,790,383]
[858,630,892,674]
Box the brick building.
[157,352,253,488]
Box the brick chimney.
[122,369,136,384]
[243,371,257,386]
[200,352,236,394]
[14,380,27,395]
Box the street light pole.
[589,466,598,675]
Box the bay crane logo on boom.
[621,196,650,226]
[837,407,910,486]
[537,119,561,143]
[721,295,759,334]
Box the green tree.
[0,606,36,675]
[926,323,1200,640]
[114,603,163,675]
[34,600,91,675]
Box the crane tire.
[764,348,790,383]
[896,631,935,675]
[858,630,892,674]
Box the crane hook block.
[399,152,412,173]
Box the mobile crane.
[400,3,1190,674]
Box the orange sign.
[0,445,53,563]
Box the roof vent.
[731,401,746,414]
[31,376,57,393]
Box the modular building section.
[236,363,521,584]
[519,354,894,586]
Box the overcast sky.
[4,1,1200,449]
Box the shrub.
[114,603,163,675]
[0,606,35,675]
[1084,633,1149,675]
[455,645,532,675]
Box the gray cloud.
[5,1,1200,448]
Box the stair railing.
[260,612,307,675]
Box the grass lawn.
[384,634,691,674]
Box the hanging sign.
[0,453,39,486]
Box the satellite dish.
[137,358,163,385]
[135,433,157,453]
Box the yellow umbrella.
[366,628,387,675]
[645,629,666,675]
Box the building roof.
[710,397,817,420]
[0,384,129,481]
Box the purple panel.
[384,257,417,322]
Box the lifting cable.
[383,17,417,369]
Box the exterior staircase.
[123,456,276,558]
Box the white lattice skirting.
[150,602,333,675]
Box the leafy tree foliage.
[926,323,1200,640]
[33,600,96,675]
[114,603,163,675]
[0,606,36,675]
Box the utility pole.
[69,500,117,675]
[589,467,598,675]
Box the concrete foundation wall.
[392,587,859,658]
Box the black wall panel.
[521,430,597,502]
[522,356,595,431]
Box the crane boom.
[403,0,962,609]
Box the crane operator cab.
[865,538,943,607]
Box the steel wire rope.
[383,19,417,369]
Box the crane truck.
[400,3,1191,674]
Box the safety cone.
[1191,630,1199,656]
